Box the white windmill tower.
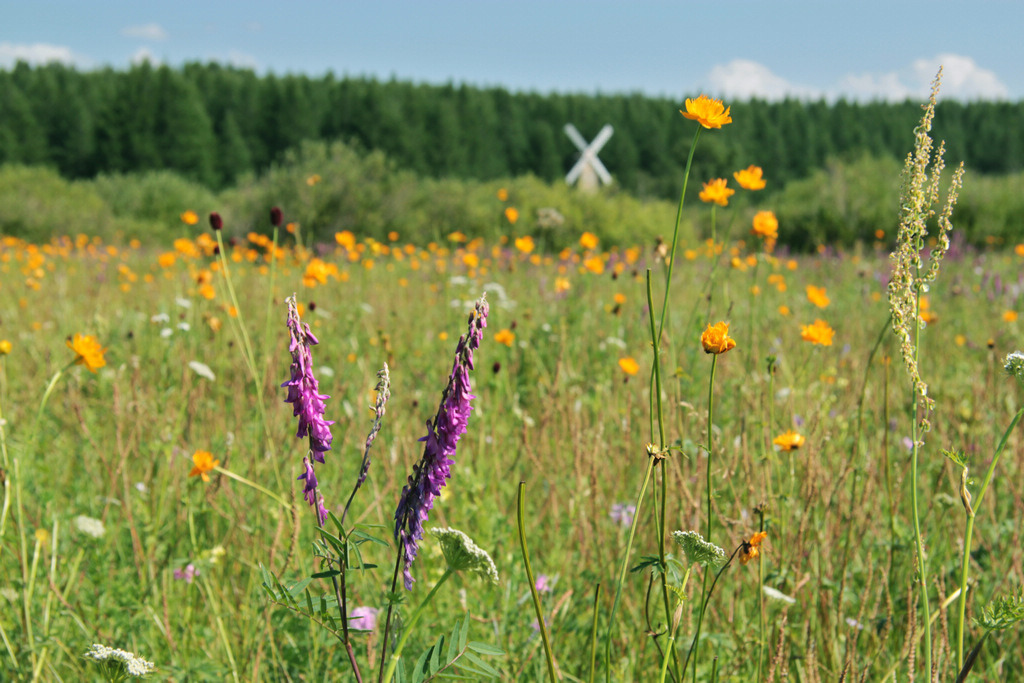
[564,123,613,192]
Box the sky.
[3,1,1022,102]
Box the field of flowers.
[2,80,1024,682]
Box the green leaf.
[458,651,501,678]
[466,642,505,656]
[311,569,341,579]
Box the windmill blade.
[590,124,614,153]
[590,155,613,185]
[563,123,589,151]
[565,157,586,185]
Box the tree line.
[2,61,1022,196]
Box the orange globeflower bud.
[701,321,736,355]
[733,165,766,190]
[699,178,735,207]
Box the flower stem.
[691,353,719,683]
[381,569,454,683]
[517,482,558,682]
[955,407,1024,669]
[910,285,932,677]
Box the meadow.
[2,84,1024,682]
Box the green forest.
[2,60,1023,197]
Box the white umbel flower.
[430,527,499,584]
[84,643,155,677]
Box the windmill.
[564,123,613,191]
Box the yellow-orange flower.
[701,321,736,355]
[554,277,571,293]
[919,297,938,324]
[739,531,767,565]
[618,357,640,376]
[497,188,509,202]
[189,450,219,482]
[514,235,535,254]
[504,207,519,225]
[306,173,322,186]
[699,178,735,207]
[0,340,11,355]
[806,285,830,309]
[580,232,599,250]
[751,211,778,249]
[583,256,605,274]
[180,210,199,226]
[733,165,766,190]
[1015,243,1024,257]
[801,319,835,346]
[773,430,806,451]
[681,95,732,129]
[66,334,107,372]
[494,329,515,347]
[1004,310,1019,322]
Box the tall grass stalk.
[516,482,558,683]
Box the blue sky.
[3,1,1022,101]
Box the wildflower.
[778,305,791,316]
[283,296,335,524]
[739,531,768,565]
[701,321,736,355]
[209,212,223,231]
[66,334,107,372]
[430,527,500,584]
[583,256,605,274]
[157,252,176,268]
[84,643,155,677]
[1003,310,1019,322]
[672,530,725,567]
[350,606,379,631]
[270,206,284,228]
[699,178,735,207]
[0,340,11,355]
[307,173,321,186]
[801,319,835,346]
[494,329,515,347]
[189,450,219,482]
[74,515,106,538]
[497,188,509,202]
[395,295,488,589]
[504,207,520,225]
[773,430,806,451]
[681,95,732,129]
[734,165,766,190]
[609,502,636,527]
[806,285,830,308]
[180,210,199,226]
[554,277,571,294]
[173,563,200,583]
[752,211,778,250]
[1004,351,1024,384]
[35,528,51,545]
[514,236,535,254]
[535,574,552,593]
[618,357,640,376]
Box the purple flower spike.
[282,295,335,524]
[394,295,488,589]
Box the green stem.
[955,407,1024,669]
[910,286,932,678]
[381,569,454,683]
[658,567,691,683]
[213,466,292,509]
[588,584,601,683]
[517,482,558,682]
[691,353,719,683]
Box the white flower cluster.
[84,643,155,677]
[1004,351,1024,384]
[430,527,499,584]
[672,530,725,567]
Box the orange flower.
[739,531,768,565]
[66,334,107,372]
[680,95,732,129]
[1003,310,1019,323]
[778,305,791,316]
[306,174,322,186]
[583,256,605,274]
[919,297,938,324]
[733,165,766,190]
[613,293,627,305]
[579,232,599,250]
[554,277,571,293]
[494,329,515,347]
[180,210,199,226]
[189,450,219,482]
[618,357,640,376]
[699,178,735,207]
[497,188,509,202]
[0,339,11,355]
[806,285,830,309]
[701,321,736,355]
[801,319,835,346]
[773,430,806,451]
[514,235,535,254]
[504,207,520,225]
[751,211,778,249]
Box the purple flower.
[282,295,335,524]
[609,503,636,528]
[535,574,552,593]
[349,606,379,631]
[394,295,488,589]
[174,563,199,583]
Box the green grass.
[1,222,1023,680]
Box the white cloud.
[130,47,161,66]
[0,41,87,68]
[121,23,168,41]
[226,50,259,69]
[705,59,816,101]
[703,54,1009,102]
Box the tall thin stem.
[910,285,932,677]
[517,482,558,682]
